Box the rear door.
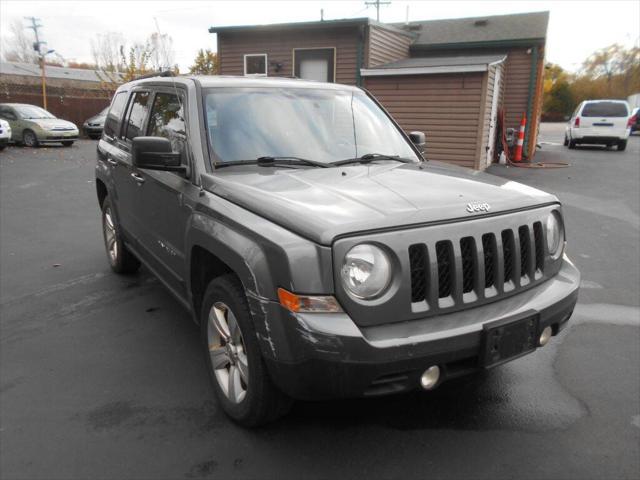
[113,89,152,244]
[580,101,629,137]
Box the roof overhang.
[410,37,546,52]
[361,56,506,77]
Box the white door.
[486,66,502,165]
[300,58,329,82]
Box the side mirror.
[409,131,426,152]
[131,137,185,174]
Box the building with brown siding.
[209,12,549,169]
[0,62,121,128]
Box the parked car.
[0,103,79,147]
[630,107,639,134]
[83,107,108,139]
[96,76,580,426]
[564,99,631,150]
[0,119,11,150]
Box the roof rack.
[133,70,176,81]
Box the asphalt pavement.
[1,126,639,479]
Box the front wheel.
[62,141,74,147]
[101,198,140,274]
[201,275,291,427]
[617,140,627,151]
[23,130,39,148]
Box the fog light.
[538,326,553,346]
[420,366,440,390]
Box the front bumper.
[252,256,580,400]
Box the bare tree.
[91,32,125,72]
[1,18,39,63]
[147,32,175,71]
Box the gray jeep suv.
[95,75,580,426]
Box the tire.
[101,197,140,274]
[568,139,576,149]
[23,130,39,148]
[0,144,6,151]
[201,275,291,427]
[563,135,569,147]
[88,134,101,140]
[62,141,74,147]
[617,140,627,151]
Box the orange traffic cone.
[513,114,526,162]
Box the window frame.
[243,53,268,77]
[292,47,336,83]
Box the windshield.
[14,105,56,120]
[581,102,628,117]
[203,87,419,165]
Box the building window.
[244,54,267,76]
[293,48,335,83]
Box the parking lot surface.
[1,126,639,479]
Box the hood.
[84,114,106,125]
[31,118,77,130]
[201,162,557,245]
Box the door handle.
[106,157,117,166]
[130,172,145,184]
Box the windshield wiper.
[215,156,332,169]
[331,153,415,166]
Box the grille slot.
[518,225,530,278]
[533,221,544,272]
[408,244,428,302]
[460,237,476,293]
[436,241,453,298]
[502,229,515,284]
[482,233,496,288]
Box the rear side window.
[104,92,128,137]
[124,91,151,141]
[581,102,628,117]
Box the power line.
[364,0,391,22]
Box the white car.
[565,100,631,151]
[0,119,11,150]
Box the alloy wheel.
[23,131,36,147]
[103,208,118,264]
[207,302,249,404]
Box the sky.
[1,0,639,73]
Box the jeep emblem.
[466,202,491,213]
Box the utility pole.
[365,0,391,22]
[24,16,52,110]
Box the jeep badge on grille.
[466,202,491,213]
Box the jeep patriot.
[95,75,580,426]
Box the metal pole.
[41,57,47,110]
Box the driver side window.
[147,92,187,161]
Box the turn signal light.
[277,288,343,313]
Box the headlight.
[340,244,391,299]
[546,211,564,257]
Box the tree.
[1,18,39,63]
[91,32,125,72]
[582,43,640,93]
[189,49,218,75]
[119,42,153,82]
[148,32,176,71]
[542,63,576,120]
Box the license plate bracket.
[481,311,539,368]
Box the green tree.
[189,49,218,75]
[120,42,153,82]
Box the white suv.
[564,100,631,151]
